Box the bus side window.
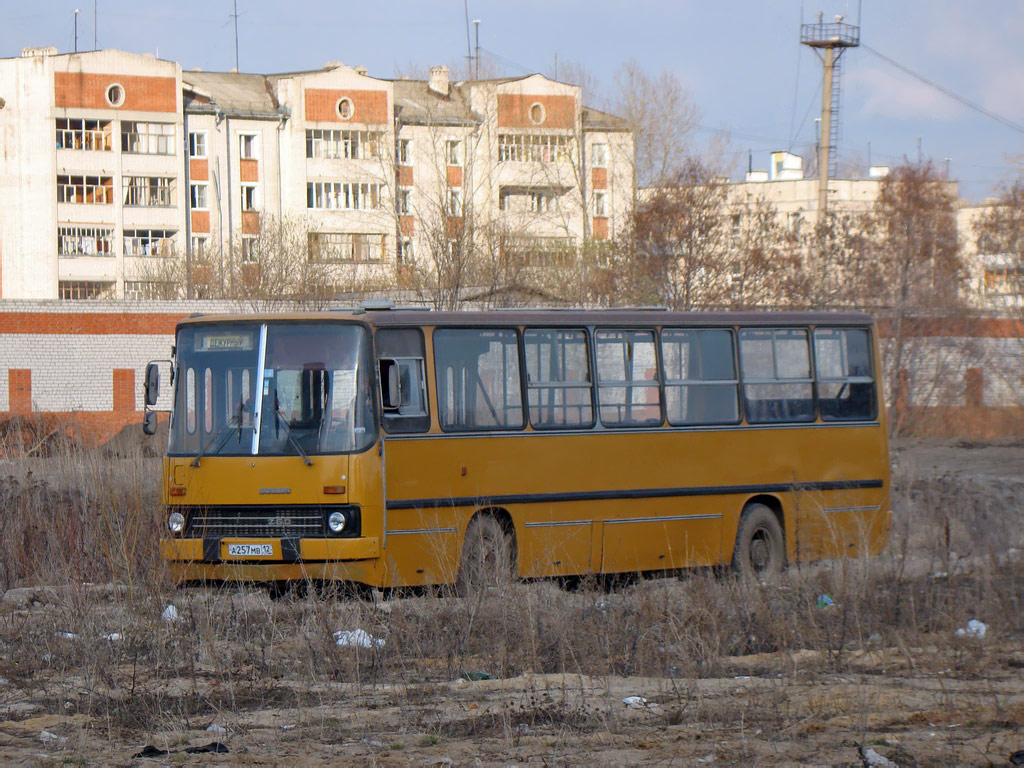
[661,328,739,425]
[375,328,430,433]
[814,327,876,421]
[739,328,815,423]
[524,328,594,429]
[434,328,523,431]
[595,329,662,427]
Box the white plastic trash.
[622,696,649,709]
[162,605,181,623]
[333,629,385,648]
[206,723,228,733]
[956,619,988,638]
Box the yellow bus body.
[159,309,891,588]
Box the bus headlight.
[167,512,185,534]
[327,511,347,534]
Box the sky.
[3,0,1022,201]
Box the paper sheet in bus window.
[196,330,256,352]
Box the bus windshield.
[170,322,376,457]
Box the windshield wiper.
[274,408,313,466]
[190,412,242,467]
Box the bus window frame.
[812,325,878,422]
[375,326,431,434]
[523,326,597,431]
[737,326,818,425]
[432,325,528,433]
[592,326,666,429]
[658,326,741,427]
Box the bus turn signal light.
[323,485,346,495]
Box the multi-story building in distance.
[0,47,634,300]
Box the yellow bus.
[147,305,891,593]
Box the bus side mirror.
[142,411,158,436]
[379,359,401,412]
[144,362,160,406]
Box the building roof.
[391,79,478,126]
[582,106,629,132]
[182,71,281,117]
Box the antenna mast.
[231,0,240,71]
[801,12,859,219]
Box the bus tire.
[456,515,514,596]
[731,503,785,579]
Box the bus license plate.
[226,543,274,557]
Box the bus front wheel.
[731,503,785,578]
[456,515,514,596]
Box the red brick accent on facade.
[591,167,608,189]
[241,211,260,235]
[112,369,135,412]
[445,217,464,238]
[497,94,576,128]
[0,313,183,335]
[592,217,608,240]
[446,166,463,188]
[397,166,413,187]
[8,370,31,414]
[189,158,208,181]
[399,216,415,236]
[239,159,259,182]
[54,72,177,112]
[191,211,210,233]
[304,88,388,124]
[965,367,984,407]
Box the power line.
[862,43,1024,137]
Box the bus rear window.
[434,329,523,431]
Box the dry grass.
[0,439,1021,764]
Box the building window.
[397,188,411,214]
[305,129,382,160]
[240,236,258,263]
[55,118,112,151]
[591,142,608,168]
[308,232,386,263]
[105,83,124,107]
[336,97,354,120]
[528,102,546,125]
[56,175,113,204]
[446,139,462,166]
[395,138,411,165]
[238,133,258,159]
[397,237,414,264]
[125,280,177,300]
[57,225,114,258]
[190,182,209,209]
[498,134,570,163]
[123,176,175,207]
[121,121,175,154]
[306,181,382,210]
[59,280,115,300]
[529,192,558,213]
[124,229,176,257]
[241,184,258,211]
[447,188,463,216]
[190,235,209,257]
[189,131,207,158]
[593,191,607,217]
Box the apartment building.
[0,47,634,300]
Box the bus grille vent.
[186,510,326,538]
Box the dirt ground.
[0,439,1021,766]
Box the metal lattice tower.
[801,14,859,218]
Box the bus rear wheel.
[456,515,514,596]
[732,503,785,579]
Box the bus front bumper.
[161,536,381,583]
